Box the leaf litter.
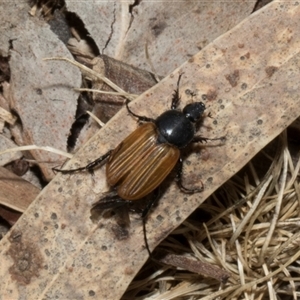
[1,1,300,300]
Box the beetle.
[53,74,224,255]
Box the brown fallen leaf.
[1,1,300,300]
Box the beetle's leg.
[53,150,113,175]
[125,99,155,123]
[207,112,213,118]
[171,73,183,110]
[91,191,127,211]
[142,218,151,257]
[90,191,131,229]
[192,135,226,143]
[140,188,161,257]
[175,157,204,193]
[141,188,161,219]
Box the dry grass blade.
[43,57,136,101]
[0,106,17,125]
[0,145,73,159]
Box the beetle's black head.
[183,102,206,123]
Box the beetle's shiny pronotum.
[53,74,224,256]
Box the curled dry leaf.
[1,1,300,300]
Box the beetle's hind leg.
[140,188,161,257]
[91,191,132,234]
[91,191,128,211]
[175,157,204,193]
[53,150,113,175]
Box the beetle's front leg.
[125,99,155,123]
[170,73,184,110]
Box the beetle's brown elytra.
[106,123,180,200]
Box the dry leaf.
[66,1,255,75]
[0,205,22,226]
[0,2,81,181]
[159,252,230,283]
[0,166,40,213]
